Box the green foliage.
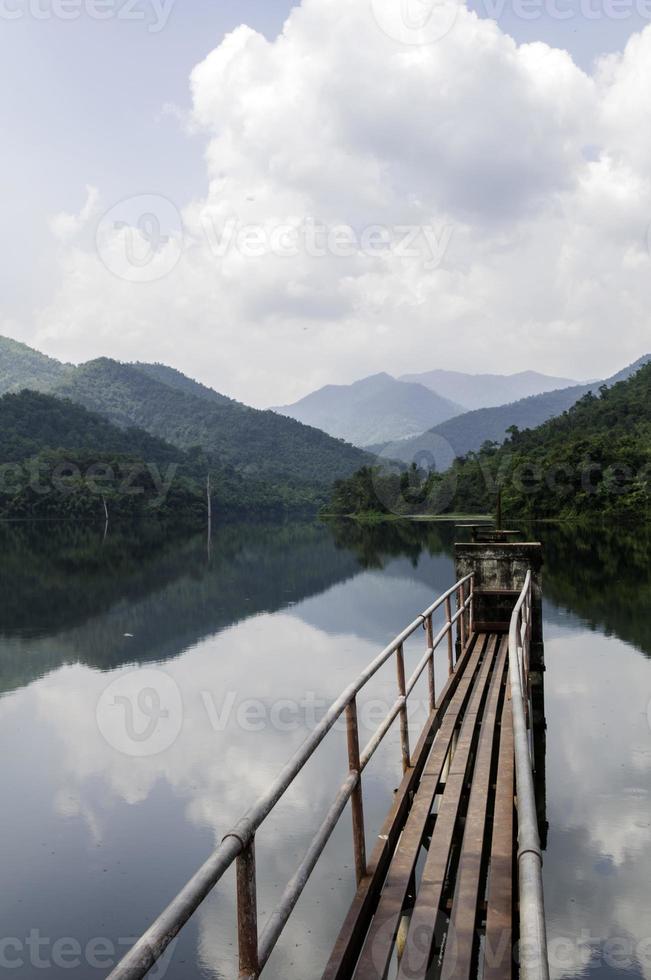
[383,355,650,470]
[0,390,326,521]
[132,362,235,406]
[328,363,651,522]
[0,336,72,395]
[54,358,372,499]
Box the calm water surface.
[0,520,649,979]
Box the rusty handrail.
[107,574,475,980]
[508,572,549,980]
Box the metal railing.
[508,571,550,980]
[107,574,475,980]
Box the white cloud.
[49,185,100,243]
[33,0,651,406]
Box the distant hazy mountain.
[274,373,463,446]
[399,368,579,410]
[0,336,72,394]
[378,355,651,470]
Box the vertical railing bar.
[236,838,259,979]
[445,595,454,675]
[424,615,435,711]
[395,644,411,771]
[345,698,366,885]
[456,586,463,654]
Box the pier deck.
[324,632,515,980]
[107,548,547,980]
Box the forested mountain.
[399,368,578,410]
[0,338,372,507]
[0,388,185,464]
[0,389,207,521]
[0,336,72,394]
[0,389,332,519]
[274,372,462,446]
[53,358,371,494]
[327,360,651,522]
[132,362,235,406]
[377,356,651,470]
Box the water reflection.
[0,519,649,980]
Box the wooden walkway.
[107,567,547,980]
[324,632,515,980]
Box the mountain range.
[0,338,371,512]
[373,356,651,470]
[329,359,651,523]
[398,368,579,411]
[274,373,463,446]
[2,336,649,511]
[275,367,581,448]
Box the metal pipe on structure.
[508,571,549,980]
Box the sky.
[2,0,651,407]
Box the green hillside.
[0,390,320,521]
[328,361,651,522]
[132,362,235,406]
[0,388,184,464]
[0,389,205,522]
[0,336,72,394]
[54,358,371,494]
[380,355,651,470]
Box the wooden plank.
[441,637,508,980]
[321,634,482,980]
[395,636,500,980]
[483,685,515,980]
[351,637,490,980]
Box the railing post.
[445,595,454,675]
[236,837,259,979]
[465,580,471,642]
[424,615,436,711]
[457,586,464,652]
[395,643,411,769]
[345,698,367,885]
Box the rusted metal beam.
[395,644,411,772]
[236,839,259,979]
[346,698,367,885]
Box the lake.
[0,519,650,979]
